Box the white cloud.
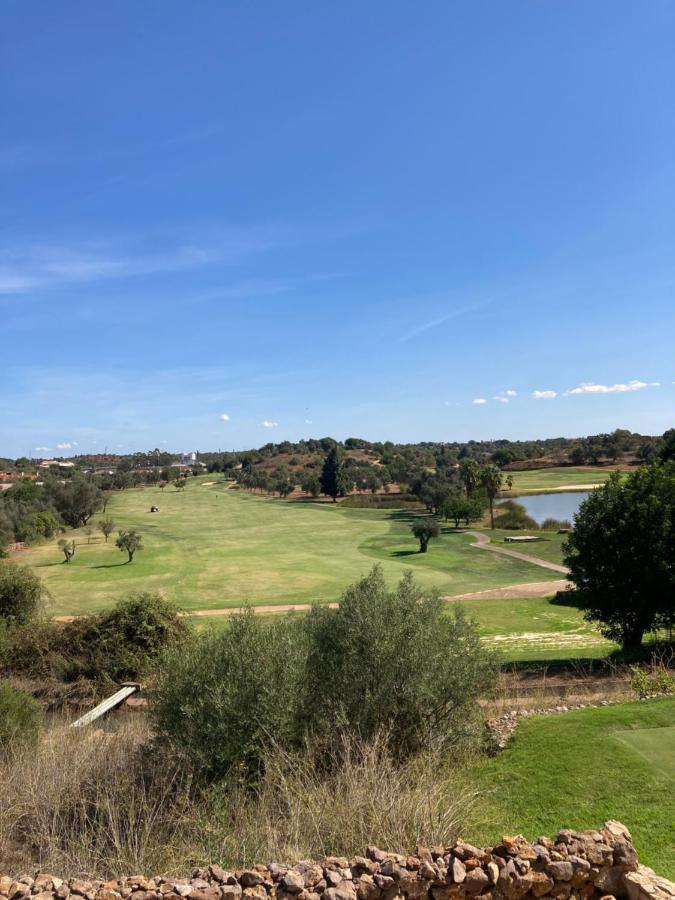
[304,418,313,424]
[262,420,278,428]
[492,395,509,404]
[219,413,231,422]
[56,442,72,449]
[564,380,660,396]
[532,390,557,400]
[472,398,488,405]
[505,389,517,397]
[34,446,51,452]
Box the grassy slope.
[462,595,614,660]
[506,467,616,492]
[27,479,562,616]
[483,529,568,565]
[469,699,675,878]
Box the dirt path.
[466,531,570,574]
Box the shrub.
[152,567,496,780]
[540,518,572,531]
[0,679,40,751]
[303,567,497,755]
[493,510,539,530]
[629,656,675,699]
[0,592,187,683]
[151,611,307,779]
[61,592,188,681]
[0,562,46,625]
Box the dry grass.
[0,723,475,878]
[203,735,476,866]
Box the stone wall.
[1,822,672,900]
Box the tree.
[481,464,503,529]
[411,517,440,553]
[57,538,76,563]
[116,529,143,563]
[442,494,473,528]
[659,429,675,463]
[0,563,45,624]
[303,567,497,755]
[564,464,675,651]
[46,477,103,527]
[85,525,94,544]
[319,446,350,502]
[300,471,321,498]
[98,518,115,542]
[459,458,482,497]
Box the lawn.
[25,478,564,616]
[468,698,675,879]
[483,529,568,566]
[462,595,614,660]
[506,466,618,493]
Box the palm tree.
[459,458,482,497]
[481,464,504,529]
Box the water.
[501,491,591,525]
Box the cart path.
[466,530,570,574]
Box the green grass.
[468,698,675,878]
[27,478,566,617]
[484,529,568,566]
[462,595,614,660]
[506,466,618,493]
[193,593,614,663]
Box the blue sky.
[2,0,674,457]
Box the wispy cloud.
[492,389,516,404]
[262,420,279,428]
[564,380,660,396]
[34,446,51,452]
[532,390,557,399]
[56,442,73,449]
[399,297,493,343]
[0,227,288,296]
[472,398,488,405]
[219,413,231,422]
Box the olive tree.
[302,567,497,754]
[411,517,440,552]
[116,529,143,563]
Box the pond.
[501,490,591,525]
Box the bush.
[629,656,675,699]
[493,510,539,530]
[0,562,46,625]
[152,568,496,780]
[152,611,307,779]
[0,592,187,683]
[0,679,40,751]
[303,567,496,755]
[540,518,572,531]
[60,592,188,681]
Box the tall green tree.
[481,464,504,529]
[564,464,675,650]
[319,446,350,502]
[459,458,482,497]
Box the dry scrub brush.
[0,722,478,878]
